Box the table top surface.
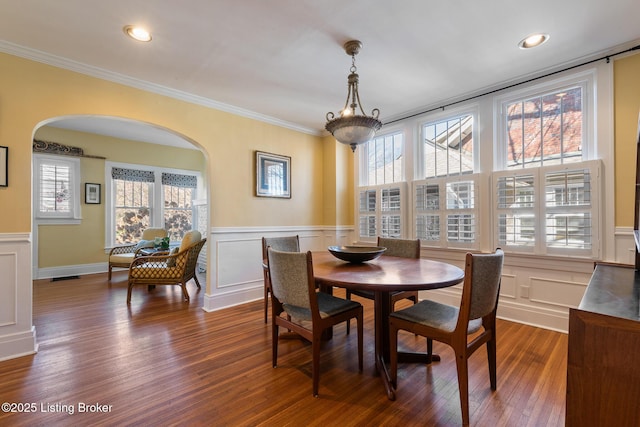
[311,250,464,292]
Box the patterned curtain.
[111,167,155,183]
[162,172,197,188]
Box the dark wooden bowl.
[327,246,386,263]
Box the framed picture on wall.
[255,151,291,198]
[0,145,7,187]
[85,183,101,204]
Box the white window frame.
[491,69,602,258]
[33,153,81,224]
[356,130,408,242]
[412,174,482,250]
[415,105,479,180]
[410,105,480,250]
[105,161,203,249]
[494,69,596,168]
[492,160,600,258]
[357,182,408,242]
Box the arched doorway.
[31,114,209,288]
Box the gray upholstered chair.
[126,230,206,304]
[389,249,504,426]
[345,237,421,333]
[108,227,168,280]
[261,235,300,323]
[267,248,363,397]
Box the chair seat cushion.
[284,292,361,321]
[390,299,482,334]
[109,253,135,264]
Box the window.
[162,172,197,241]
[504,86,583,169]
[33,154,81,222]
[354,65,608,260]
[106,162,201,247]
[414,112,479,249]
[494,72,599,257]
[422,114,474,177]
[357,132,405,240]
[494,161,599,256]
[112,167,154,244]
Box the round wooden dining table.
[311,250,465,400]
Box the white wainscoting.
[200,226,606,332]
[0,233,38,361]
[2,227,637,361]
[202,226,354,312]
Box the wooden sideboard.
[566,263,640,426]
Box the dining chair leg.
[272,323,279,367]
[455,350,470,426]
[487,334,497,390]
[312,333,322,397]
[264,286,269,324]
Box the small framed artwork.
[0,146,7,187]
[85,183,101,204]
[255,151,291,198]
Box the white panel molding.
[529,277,588,308]
[0,250,17,327]
[0,233,37,361]
[500,273,517,299]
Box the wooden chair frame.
[268,249,363,397]
[389,249,503,426]
[261,235,300,323]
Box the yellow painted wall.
[0,52,345,249]
[33,126,206,268]
[614,53,640,227]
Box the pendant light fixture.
[325,40,382,152]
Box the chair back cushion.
[179,230,202,252]
[468,249,504,320]
[377,237,420,259]
[262,235,300,259]
[141,228,168,241]
[267,248,310,312]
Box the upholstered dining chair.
[126,230,206,304]
[267,247,363,397]
[345,237,421,333]
[261,235,300,323]
[389,249,504,426]
[108,227,168,281]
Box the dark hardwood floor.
[0,271,567,426]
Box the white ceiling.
[1,0,639,148]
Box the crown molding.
[0,41,321,137]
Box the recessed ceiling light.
[123,25,152,42]
[518,33,549,49]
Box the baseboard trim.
[0,327,38,362]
